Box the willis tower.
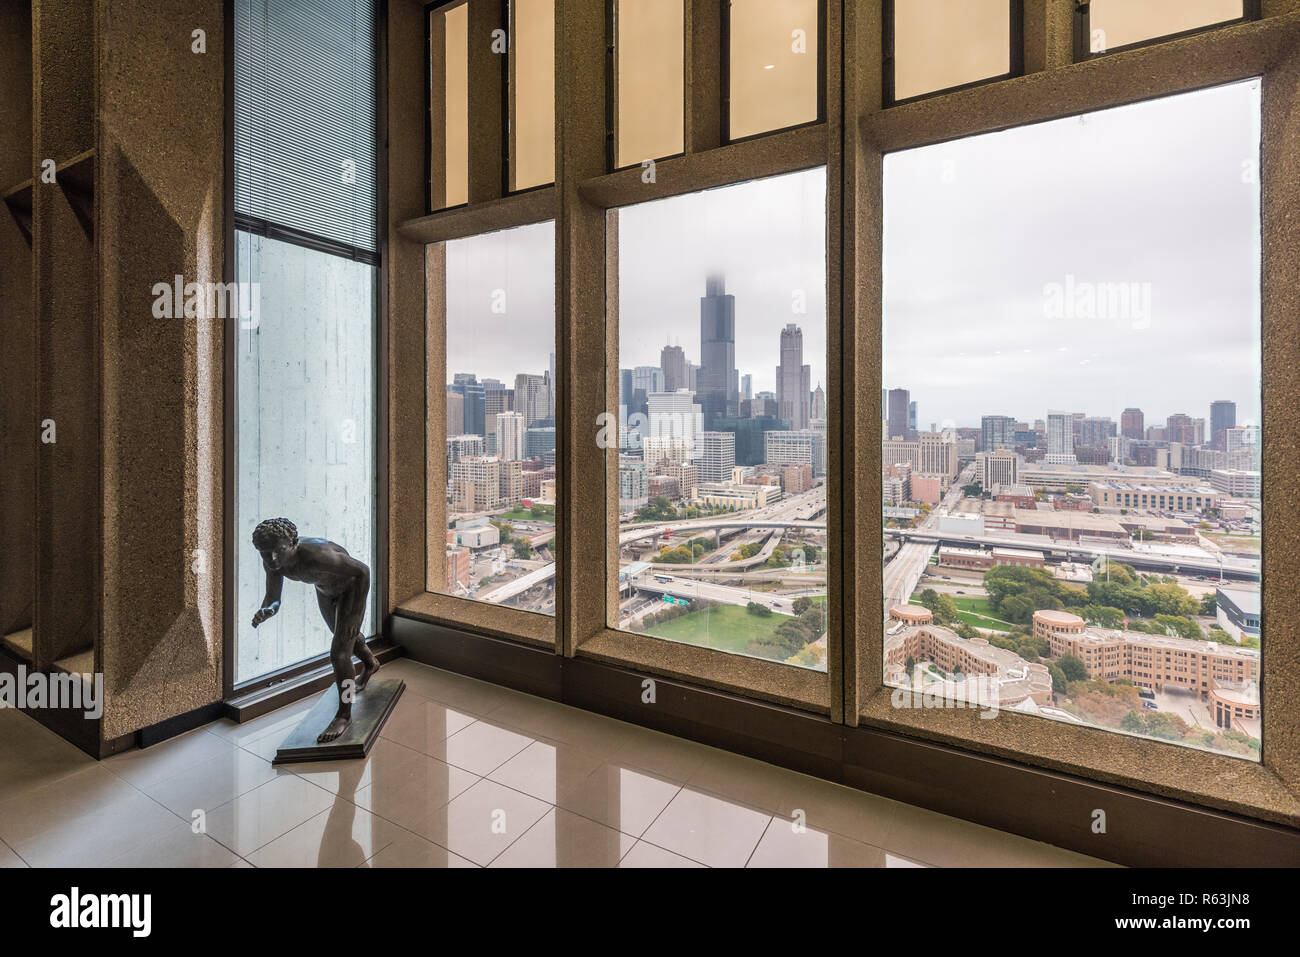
[698,274,738,430]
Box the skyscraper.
[698,274,738,430]
[1211,400,1236,450]
[886,388,910,440]
[775,323,811,431]
[514,373,552,426]
[661,345,687,393]
[908,401,917,434]
[698,431,736,483]
[1121,407,1145,440]
[1045,411,1077,464]
[811,383,826,421]
[495,411,526,461]
[647,389,703,458]
[980,415,1016,452]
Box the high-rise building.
[661,345,687,393]
[1078,416,1115,448]
[1045,411,1077,465]
[811,383,826,421]
[908,401,917,433]
[698,274,738,429]
[712,414,788,467]
[1121,408,1145,440]
[524,426,556,459]
[775,323,811,431]
[1166,412,1203,446]
[514,372,552,426]
[1210,400,1236,450]
[765,430,825,477]
[446,390,465,437]
[978,448,1020,489]
[446,434,485,465]
[980,415,1016,452]
[647,390,703,459]
[618,461,649,510]
[698,431,736,483]
[495,411,526,461]
[450,376,486,436]
[886,388,910,440]
[741,373,753,401]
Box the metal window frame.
[1073,0,1263,61]
[882,0,1025,108]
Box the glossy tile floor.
[0,658,1116,868]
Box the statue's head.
[252,517,298,570]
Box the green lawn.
[645,603,792,655]
[500,506,555,522]
[909,597,1012,631]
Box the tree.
[1199,593,1217,616]
[1083,604,1125,629]
[1057,654,1088,682]
[746,601,773,617]
[792,596,813,615]
[962,482,983,498]
[1047,662,1068,695]
[513,542,532,559]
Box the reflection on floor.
[0,658,1117,868]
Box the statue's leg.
[317,588,364,744]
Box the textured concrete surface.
[95,0,224,738]
[0,0,34,644]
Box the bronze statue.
[251,518,380,742]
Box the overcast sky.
[444,81,1261,432]
[443,169,829,397]
[884,78,1262,432]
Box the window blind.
[234,0,378,254]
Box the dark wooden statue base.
[272,678,405,765]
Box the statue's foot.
[356,659,381,691]
[317,715,351,743]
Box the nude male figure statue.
[251,517,380,742]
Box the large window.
[234,233,378,682]
[881,80,1262,759]
[430,222,558,615]
[233,0,379,686]
[611,169,829,671]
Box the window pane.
[235,232,378,683]
[881,81,1262,759]
[892,0,1010,102]
[509,0,555,191]
[1088,0,1244,54]
[430,0,469,208]
[728,0,819,140]
[613,169,829,671]
[432,222,557,615]
[615,0,684,168]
